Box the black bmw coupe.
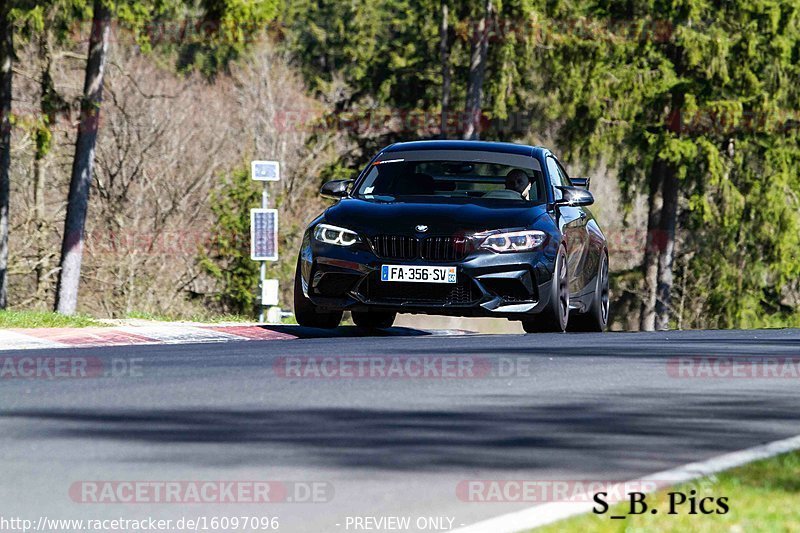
[294,140,609,332]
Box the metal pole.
[259,183,269,323]
[259,262,266,323]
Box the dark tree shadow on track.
[4,393,800,475]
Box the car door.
[546,156,587,294]
[554,158,594,294]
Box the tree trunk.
[0,0,12,310]
[463,0,492,140]
[439,0,451,138]
[639,159,665,331]
[655,164,678,330]
[34,31,58,301]
[652,91,684,330]
[34,152,46,298]
[54,0,111,315]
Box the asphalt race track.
[2,328,800,532]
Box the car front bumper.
[299,234,559,319]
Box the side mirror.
[570,177,590,190]
[320,179,353,200]
[556,186,594,207]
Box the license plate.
[381,265,457,284]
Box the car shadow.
[253,324,467,339]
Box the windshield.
[355,159,546,204]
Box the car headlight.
[481,230,546,253]
[314,223,361,246]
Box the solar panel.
[250,209,279,261]
[251,160,280,181]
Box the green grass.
[125,311,254,323]
[534,450,800,532]
[281,314,298,325]
[0,310,103,328]
[0,309,273,328]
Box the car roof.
[382,140,548,158]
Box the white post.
[259,183,268,323]
[259,262,267,323]
[251,160,280,323]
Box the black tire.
[293,259,343,328]
[352,311,396,329]
[521,245,569,333]
[568,252,610,332]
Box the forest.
[0,0,798,331]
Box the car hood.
[324,197,550,236]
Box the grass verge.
[0,310,102,328]
[124,310,255,323]
[534,450,800,532]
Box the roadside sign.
[262,279,280,306]
[251,160,280,181]
[250,209,279,261]
[250,159,281,321]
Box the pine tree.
[541,0,800,329]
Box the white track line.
[452,433,800,533]
[115,325,246,344]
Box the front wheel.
[293,259,343,328]
[569,252,609,332]
[521,245,569,333]
[352,311,396,329]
